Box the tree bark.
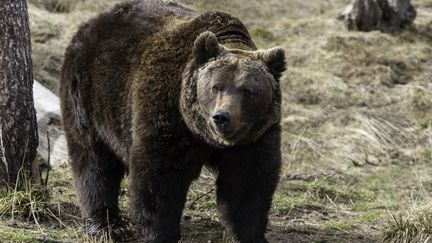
[0,1,38,187]
[339,0,416,32]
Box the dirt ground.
[1,0,432,242]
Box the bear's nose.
[212,110,230,130]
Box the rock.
[338,0,416,32]
[33,80,68,168]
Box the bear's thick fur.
[60,0,286,242]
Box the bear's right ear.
[258,47,286,81]
[193,31,222,64]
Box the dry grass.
[28,0,120,91]
[29,0,78,13]
[382,203,432,243]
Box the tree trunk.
[338,0,416,32]
[0,1,38,187]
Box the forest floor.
[1,0,432,242]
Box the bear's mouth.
[209,120,250,144]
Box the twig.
[188,189,214,209]
[44,130,51,187]
[45,206,68,228]
[30,201,44,234]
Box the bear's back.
[62,0,195,83]
[60,0,195,161]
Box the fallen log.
[33,80,68,169]
[338,0,416,32]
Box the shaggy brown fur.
[60,0,286,242]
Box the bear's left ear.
[193,31,223,64]
[258,47,286,80]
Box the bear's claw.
[83,216,135,242]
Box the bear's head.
[180,31,286,147]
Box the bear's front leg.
[128,135,206,242]
[211,124,281,243]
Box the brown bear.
[60,0,286,242]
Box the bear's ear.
[193,31,222,64]
[258,47,286,80]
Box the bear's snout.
[212,110,231,132]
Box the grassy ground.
[1,0,432,242]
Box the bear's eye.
[241,89,252,96]
[212,85,222,94]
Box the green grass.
[323,220,353,231]
[359,212,381,223]
[251,27,274,40]
[272,191,313,216]
[0,225,42,243]
[351,203,372,212]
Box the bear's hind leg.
[67,136,131,241]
